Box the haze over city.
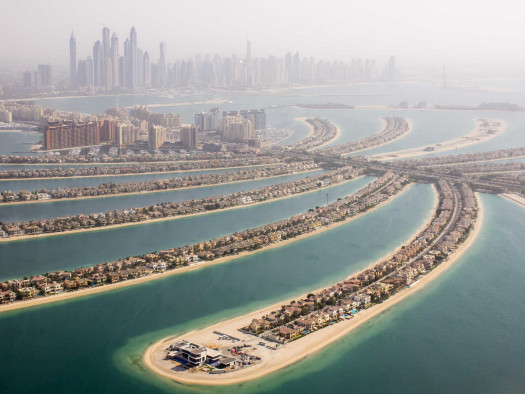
[1,1,525,393]
[1,0,525,76]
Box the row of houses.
[0,161,316,204]
[322,117,409,156]
[0,167,357,238]
[0,173,403,305]
[292,118,339,151]
[242,180,477,343]
[0,148,278,164]
[0,156,279,180]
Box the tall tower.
[70,32,77,88]
[111,33,119,86]
[443,64,447,89]
[93,40,102,87]
[159,42,166,88]
[102,27,110,58]
[130,27,138,89]
[144,51,151,87]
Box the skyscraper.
[181,125,199,149]
[159,42,166,88]
[144,52,151,87]
[93,40,102,86]
[124,38,131,88]
[130,27,138,89]
[111,33,119,86]
[86,56,94,86]
[102,27,110,59]
[70,32,77,88]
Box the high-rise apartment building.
[70,32,77,88]
[143,52,151,87]
[223,109,265,130]
[195,108,220,131]
[221,116,254,142]
[100,119,116,142]
[148,123,166,149]
[43,120,100,150]
[159,42,167,88]
[93,41,102,86]
[130,27,138,89]
[180,125,199,149]
[115,122,138,146]
[111,33,119,87]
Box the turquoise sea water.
[0,170,323,222]
[0,183,443,394]
[0,131,40,155]
[0,166,259,194]
[0,83,522,393]
[0,175,372,280]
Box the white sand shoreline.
[0,177,400,314]
[142,185,480,387]
[0,169,315,207]
[0,175,361,243]
[372,119,506,160]
[343,117,413,156]
[500,193,525,208]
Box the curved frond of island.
[143,181,481,386]
[0,172,407,313]
[0,167,363,242]
[322,117,412,157]
[0,162,317,206]
[371,119,505,160]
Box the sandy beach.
[143,189,483,386]
[0,180,407,314]
[501,193,525,208]
[292,117,342,150]
[0,175,361,243]
[342,117,413,156]
[313,123,341,150]
[371,119,506,160]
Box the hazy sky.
[1,0,525,74]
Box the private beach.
[371,119,506,160]
[0,181,408,314]
[0,175,362,243]
[142,189,483,386]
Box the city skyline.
[1,0,525,76]
[65,25,397,91]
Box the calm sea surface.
[0,84,522,393]
[0,175,371,280]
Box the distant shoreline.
[344,117,413,156]
[372,118,506,160]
